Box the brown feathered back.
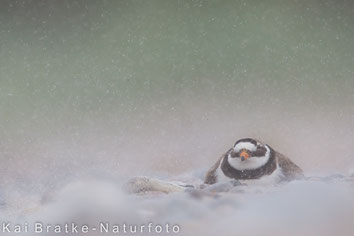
[204,152,226,184]
[276,151,304,180]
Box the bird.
[204,138,303,185]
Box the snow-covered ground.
[1,171,354,236]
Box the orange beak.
[240,150,250,161]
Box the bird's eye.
[230,150,238,158]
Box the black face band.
[250,146,267,158]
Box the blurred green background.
[0,0,353,183]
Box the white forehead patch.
[234,142,257,152]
